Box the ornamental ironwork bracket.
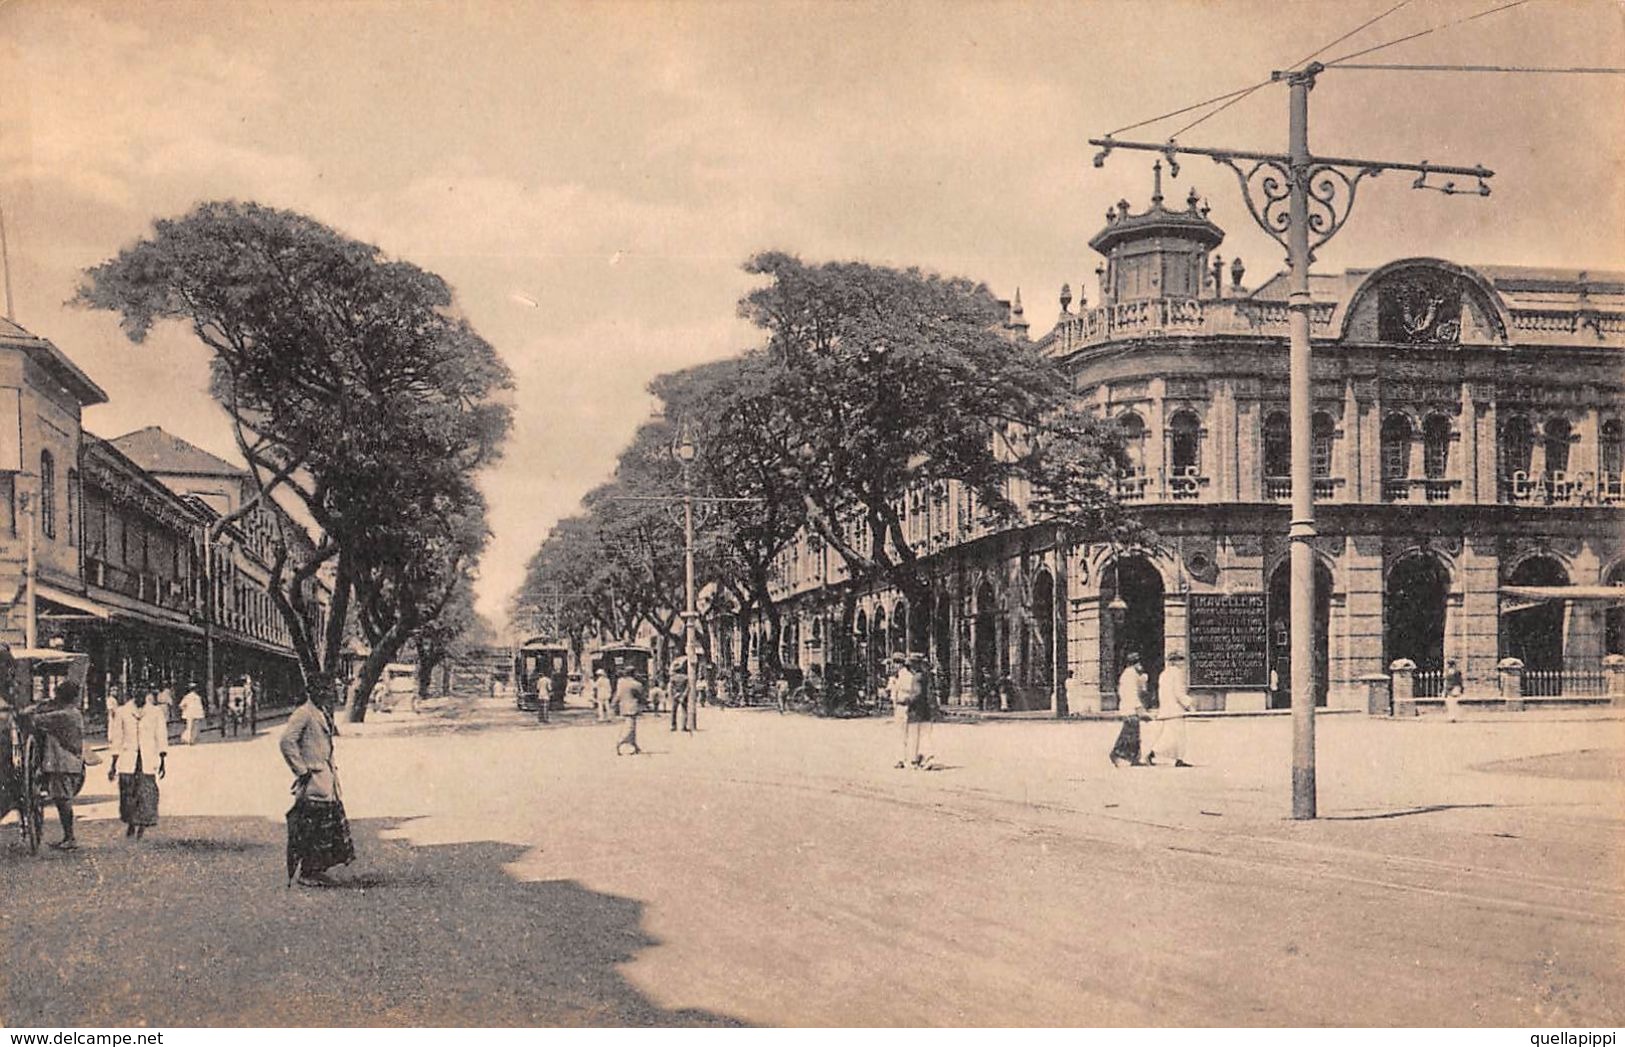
[1089,136,1493,265]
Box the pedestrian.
[1443,658,1464,721]
[103,684,123,730]
[22,680,87,850]
[774,676,789,715]
[179,683,205,745]
[889,655,923,769]
[669,662,690,732]
[614,672,645,756]
[107,685,167,839]
[592,668,614,723]
[647,680,665,715]
[1145,650,1192,768]
[156,683,175,725]
[1109,651,1148,768]
[536,673,553,724]
[280,683,355,888]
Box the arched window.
[1168,410,1201,474]
[1263,412,1290,478]
[1311,412,1335,479]
[1500,416,1534,477]
[1381,414,1412,480]
[1544,417,1571,475]
[39,450,56,540]
[1117,413,1146,474]
[1423,414,1452,479]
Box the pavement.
[2,694,1621,1027]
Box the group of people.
[1109,650,1192,769]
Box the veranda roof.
[1499,586,1625,614]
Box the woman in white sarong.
[1147,650,1192,767]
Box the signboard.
[1187,592,1269,689]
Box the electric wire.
[1332,62,1625,74]
[1322,0,1531,68]
[1106,80,1271,138]
[1162,0,1412,141]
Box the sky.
[1,0,1621,631]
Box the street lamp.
[673,422,700,733]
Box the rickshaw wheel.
[19,734,44,855]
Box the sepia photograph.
[0,0,1621,1033]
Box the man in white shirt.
[1109,651,1147,768]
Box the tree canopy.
[77,201,512,718]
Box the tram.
[588,643,655,689]
[514,638,570,712]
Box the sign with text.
[1187,592,1269,689]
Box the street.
[3,698,1622,1027]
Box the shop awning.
[36,583,112,620]
[1500,585,1625,614]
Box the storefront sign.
[1187,593,1269,688]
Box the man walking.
[1109,651,1148,768]
[1145,650,1192,768]
[592,668,613,723]
[614,672,644,756]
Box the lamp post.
[1091,61,1492,818]
[673,423,700,733]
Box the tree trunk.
[831,587,860,708]
[347,618,414,722]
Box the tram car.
[588,643,655,693]
[514,638,570,711]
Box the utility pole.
[20,485,36,649]
[1091,60,1492,819]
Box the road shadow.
[0,815,746,1028]
[1321,803,1497,821]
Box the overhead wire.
[1129,0,1415,142]
[1322,0,1531,67]
[1331,62,1625,74]
[1167,0,1414,140]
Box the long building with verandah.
[745,166,1625,714]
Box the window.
[1117,413,1146,474]
[1501,416,1533,477]
[39,451,55,540]
[1311,413,1335,479]
[1263,412,1290,477]
[0,473,13,537]
[1603,420,1623,479]
[66,469,78,547]
[1544,417,1571,475]
[1423,415,1452,479]
[1169,410,1201,474]
[1381,415,1413,480]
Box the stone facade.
[749,173,1625,713]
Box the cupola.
[1088,162,1225,305]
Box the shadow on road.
[1321,803,1497,821]
[1,815,746,1028]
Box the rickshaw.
[514,639,570,713]
[1,647,91,856]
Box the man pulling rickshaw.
[1,646,92,854]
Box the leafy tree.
[649,355,806,679]
[736,251,1142,703]
[77,201,512,717]
[412,577,498,699]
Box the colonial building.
[755,167,1625,713]
[1,321,327,720]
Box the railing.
[1413,668,1445,698]
[1522,668,1607,698]
[1264,476,1291,500]
[1116,472,1152,502]
[1051,296,1337,354]
[1384,477,1458,503]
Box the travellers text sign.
[1187,592,1269,688]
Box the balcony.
[1383,477,1459,504]
[1264,476,1291,501]
[85,557,195,611]
[1115,472,1152,503]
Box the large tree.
[649,355,807,679]
[77,201,512,716]
[736,251,1143,702]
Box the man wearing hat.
[1109,651,1148,767]
[22,680,88,849]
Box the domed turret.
[1089,162,1225,305]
